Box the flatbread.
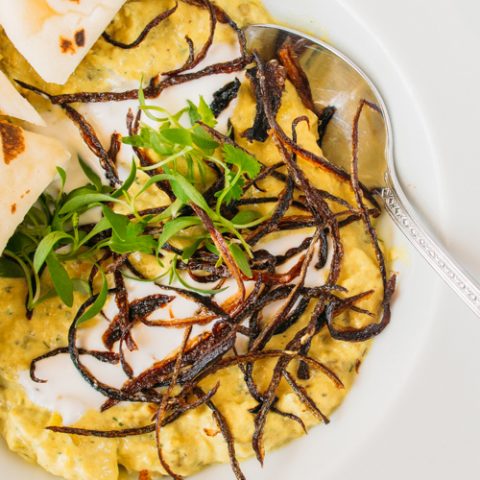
[0,0,126,85]
[0,120,71,255]
[0,71,46,126]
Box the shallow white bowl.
[3,0,480,479]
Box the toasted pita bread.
[0,120,71,255]
[0,71,46,126]
[0,0,126,85]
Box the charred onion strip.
[322,98,397,342]
[191,204,245,301]
[243,64,286,143]
[103,271,135,378]
[154,281,232,322]
[129,294,175,322]
[210,78,242,118]
[125,261,232,323]
[195,386,246,480]
[155,326,192,480]
[278,38,315,112]
[251,231,317,352]
[68,296,159,403]
[249,55,380,210]
[181,0,249,61]
[62,104,120,187]
[47,383,220,438]
[352,100,388,289]
[246,174,294,246]
[251,301,329,464]
[40,57,247,105]
[242,161,284,192]
[164,0,216,76]
[188,350,343,391]
[282,370,330,424]
[107,132,122,166]
[141,315,214,328]
[253,58,344,287]
[234,350,308,435]
[15,81,120,186]
[273,297,311,335]
[30,347,119,383]
[118,324,235,396]
[316,106,336,147]
[325,277,396,342]
[102,2,179,49]
[277,40,337,150]
[251,354,290,464]
[47,423,156,438]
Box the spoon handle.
[380,186,480,317]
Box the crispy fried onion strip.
[102,2,179,49]
[14,81,120,187]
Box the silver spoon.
[244,24,480,317]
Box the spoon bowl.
[244,24,480,317]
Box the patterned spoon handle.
[380,185,480,317]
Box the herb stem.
[141,146,194,172]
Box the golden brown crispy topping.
[59,36,75,54]
[75,29,86,47]
[0,121,25,164]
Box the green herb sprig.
[0,95,264,312]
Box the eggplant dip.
[0,1,395,479]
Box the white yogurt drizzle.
[19,42,332,425]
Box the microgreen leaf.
[5,95,265,309]
[149,198,184,223]
[101,206,129,238]
[160,128,192,146]
[113,160,137,198]
[167,173,212,213]
[223,144,261,179]
[102,206,156,254]
[229,243,252,278]
[110,227,156,255]
[72,279,92,296]
[181,237,204,261]
[187,100,201,125]
[6,232,36,257]
[157,216,202,251]
[79,157,103,191]
[79,217,111,246]
[197,96,217,128]
[56,166,67,189]
[216,170,244,205]
[205,240,220,256]
[46,253,74,307]
[33,231,73,272]
[231,210,262,225]
[59,193,119,215]
[188,97,217,128]
[191,125,219,152]
[76,272,108,325]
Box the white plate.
[2,1,479,479]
